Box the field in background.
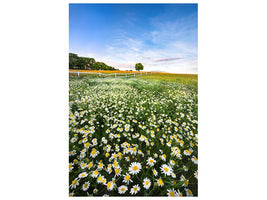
[69,70,198,91]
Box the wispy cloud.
[153,57,184,62]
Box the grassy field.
[69,74,198,197]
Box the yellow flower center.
[188,190,192,194]
[149,159,153,163]
[179,194,183,197]
[88,163,92,168]
[72,179,77,185]
[133,187,137,191]
[69,164,72,169]
[121,187,125,191]
[125,175,130,181]
[98,176,102,181]
[99,163,103,167]
[84,183,88,188]
[94,171,98,175]
[145,181,149,186]
[107,182,111,188]
[115,168,119,174]
[164,167,169,172]
[81,173,85,177]
[133,166,138,171]
[158,179,163,185]
[170,191,175,196]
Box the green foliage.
[135,63,144,71]
[69,53,117,70]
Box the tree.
[135,63,144,71]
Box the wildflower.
[185,188,193,196]
[106,181,114,191]
[91,170,99,178]
[177,190,183,197]
[118,185,128,194]
[143,177,151,190]
[167,188,178,197]
[69,163,73,171]
[183,165,189,171]
[130,184,140,195]
[191,156,198,164]
[122,174,133,184]
[78,172,88,178]
[70,178,79,189]
[169,160,175,166]
[80,162,87,169]
[194,170,198,179]
[160,154,166,161]
[157,178,164,187]
[114,167,122,177]
[160,164,173,176]
[152,168,158,177]
[82,181,90,191]
[146,157,156,167]
[87,162,93,169]
[128,162,142,175]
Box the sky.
[69,4,198,74]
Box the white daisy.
[122,174,133,185]
[157,178,164,187]
[146,157,156,167]
[185,188,193,196]
[160,164,173,176]
[128,162,142,175]
[82,181,90,191]
[130,184,140,195]
[191,156,198,164]
[91,170,99,178]
[167,188,178,197]
[106,181,114,191]
[143,177,151,190]
[152,168,158,177]
[118,185,128,194]
[70,178,79,189]
[78,172,88,178]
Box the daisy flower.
[97,175,104,184]
[169,160,175,166]
[157,178,164,187]
[130,184,140,195]
[177,190,183,197]
[194,170,198,179]
[185,188,193,196]
[80,162,87,169]
[78,172,88,178]
[160,164,173,176]
[160,154,167,161]
[122,174,133,185]
[70,178,79,189]
[128,162,142,175]
[106,181,114,191]
[69,163,73,171]
[118,185,128,194]
[183,149,191,156]
[114,167,122,177]
[191,156,198,164]
[152,168,158,177]
[82,181,90,191]
[91,170,99,178]
[143,177,151,190]
[146,157,156,167]
[167,188,178,197]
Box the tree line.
[69,53,144,71]
[69,53,118,70]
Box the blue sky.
[69,4,198,74]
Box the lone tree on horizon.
[135,63,144,71]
